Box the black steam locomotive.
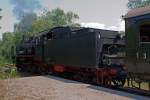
[16,27,127,87]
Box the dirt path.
[0,76,149,100]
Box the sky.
[0,0,128,37]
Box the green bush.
[0,67,18,79]
[9,68,17,78]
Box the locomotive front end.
[99,34,127,86]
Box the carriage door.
[137,22,150,73]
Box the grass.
[0,57,19,79]
[0,58,11,67]
[0,65,18,80]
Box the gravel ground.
[0,75,149,100]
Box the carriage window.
[140,24,150,42]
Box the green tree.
[29,8,79,36]
[14,8,79,36]
[0,31,22,64]
[0,32,14,62]
[50,8,68,26]
[13,32,22,45]
[127,0,150,9]
[66,11,79,25]
[49,8,79,26]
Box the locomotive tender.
[16,27,127,86]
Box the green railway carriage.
[124,6,150,81]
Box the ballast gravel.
[0,76,149,100]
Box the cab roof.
[124,5,150,19]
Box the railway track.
[92,83,150,98]
[47,73,150,98]
[117,87,150,97]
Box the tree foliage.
[0,31,22,64]
[0,32,14,62]
[127,0,150,9]
[28,8,79,36]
